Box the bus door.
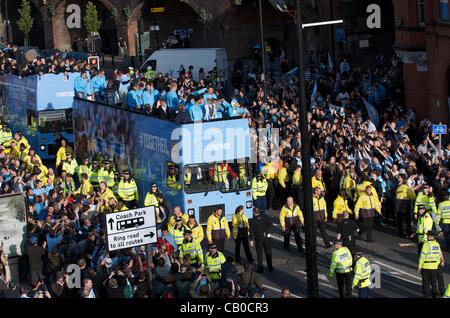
[37,108,73,159]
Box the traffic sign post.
[431,123,447,157]
[106,206,157,251]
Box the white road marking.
[263,284,303,298]
[373,261,422,281]
[296,270,329,282]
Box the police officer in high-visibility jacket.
[186,214,204,244]
[414,185,438,229]
[262,160,278,210]
[252,172,268,215]
[98,181,117,212]
[170,217,187,248]
[0,124,12,150]
[111,171,121,197]
[396,174,416,238]
[210,162,238,191]
[279,197,304,253]
[312,169,326,195]
[232,205,254,264]
[238,163,247,188]
[278,161,291,205]
[62,152,78,176]
[76,158,92,185]
[411,205,434,255]
[329,240,353,298]
[90,160,101,190]
[118,170,138,209]
[167,165,181,191]
[98,160,115,188]
[167,206,189,232]
[205,244,226,282]
[354,185,381,242]
[313,187,332,248]
[74,173,93,197]
[145,182,162,225]
[179,229,204,269]
[56,139,73,168]
[418,230,445,298]
[291,165,303,207]
[443,284,450,298]
[206,208,230,252]
[333,189,352,224]
[352,251,371,298]
[437,195,450,250]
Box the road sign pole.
[145,244,154,297]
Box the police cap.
[184,229,192,235]
[188,214,195,219]
[418,204,426,210]
[355,251,363,256]
[114,171,120,176]
[66,152,71,156]
[427,230,437,237]
[333,239,343,245]
[423,184,431,189]
[92,160,98,164]
[151,182,158,187]
[104,160,110,164]
[175,217,182,222]
[83,158,90,162]
[209,244,217,249]
[123,170,131,175]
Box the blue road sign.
[432,124,447,135]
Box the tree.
[17,0,34,46]
[84,1,102,53]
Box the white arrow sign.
[106,206,157,251]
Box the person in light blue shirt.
[340,58,350,74]
[32,180,46,197]
[126,83,141,110]
[203,86,217,101]
[184,95,196,112]
[136,83,145,106]
[142,83,157,109]
[166,83,180,111]
[89,70,107,102]
[189,95,204,121]
[219,97,231,118]
[74,71,89,99]
[228,100,242,118]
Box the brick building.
[394,0,450,124]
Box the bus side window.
[27,109,36,131]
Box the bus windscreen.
[183,160,252,194]
[38,109,73,133]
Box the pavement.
[218,208,450,298]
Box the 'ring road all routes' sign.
[106,206,157,251]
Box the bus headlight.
[246,201,252,209]
[40,145,46,152]
[188,208,195,216]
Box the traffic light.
[88,56,100,70]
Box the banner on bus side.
[106,206,157,251]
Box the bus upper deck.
[73,97,253,223]
[0,73,76,159]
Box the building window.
[418,0,425,26]
[440,0,450,21]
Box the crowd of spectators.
[0,42,448,299]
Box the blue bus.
[73,98,253,223]
[0,73,76,159]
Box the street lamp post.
[277,0,343,298]
[295,0,318,298]
[4,0,11,43]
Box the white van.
[140,48,228,82]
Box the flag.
[328,52,333,70]
[311,80,317,102]
[364,100,380,127]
